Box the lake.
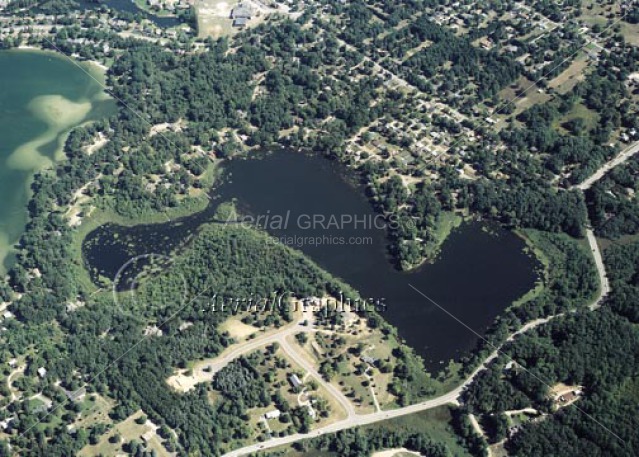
[0,49,115,273]
[77,0,183,27]
[83,150,539,368]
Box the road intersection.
[216,142,632,456]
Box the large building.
[231,3,252,27]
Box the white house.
[264,409,281,420]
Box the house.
[37,367,47,378]
[361,356,377,365]
[288,374,303,389]
[264,409,281,420]
[0,418,13,431]
[233,17,248,27]
[231,3,251,19]
[231,3,252,27]
[306,404,317,419]
[503,360,521,374]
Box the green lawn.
[551,101,599,134]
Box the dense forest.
[459,238,639,456]
[459,229,599,375]
[587,156,639,239]
[5,219,435,456]
[2,0,639,455]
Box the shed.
[288,374,303,389]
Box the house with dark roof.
[233,16,249,27]
[231,3,252,27]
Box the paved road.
[220,263,610,457]
[220,226,613,457]
[222,318,558,457]
[167,312,312,391]
[221,385,462,457]
[219,140,635,456]
[585,228,610,310]
[279,337,357,419]
[167,325,302,391]
[575,140,639,190]
[221,264,609,456]
[168,308,357,420]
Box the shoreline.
[15,44,110,73]
[0,49,113,274]
[76,151,541,372]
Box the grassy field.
[579,1,621,27]
[548,54,590,94]
[219,317,260,342]
[196,0,238,38]
[79,410,174,457]
[71,393,114,430]
[551,101,599,134]
[620,22,639,47]
[497,76,552,124]
[366,407,469,455]
[599,232,639,251]
[510,229,550,308]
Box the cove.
[0,49,116,273]
[83,150,539,368]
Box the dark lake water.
[77,0,181,27]
[83,150,539,368]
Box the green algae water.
[0,49,115,273]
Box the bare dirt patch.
[220,318,259,341]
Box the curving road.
[221,386,462,457]
[220,228,613,457]
[279,336,357,419]
[167,322,305,391]
[167,307,357,420]
[218,143,634,456]
[221,321,548,457]
[585,228,610,310]
[221,253,611,457]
